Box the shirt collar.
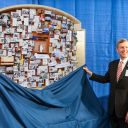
[120,57,128,64]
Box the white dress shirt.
[119,57,128,70]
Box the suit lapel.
[118,60,128,81]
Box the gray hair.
[116,38,128,48]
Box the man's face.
[116,41,128,59]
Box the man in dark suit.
[83,39,128,128]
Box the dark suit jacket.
[90,59,128,118]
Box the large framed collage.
[0,4,82,88]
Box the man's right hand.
[83,66,93,76]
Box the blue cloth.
[0,66,110,128]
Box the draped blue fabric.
[0,66,110,128]
[0,0,127,118]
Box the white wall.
[76,29,86,67]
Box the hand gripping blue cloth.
[0,65,110,128]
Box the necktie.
[117,61,123,82]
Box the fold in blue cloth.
[0,65,110,128]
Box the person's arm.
[83,66,110,83]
